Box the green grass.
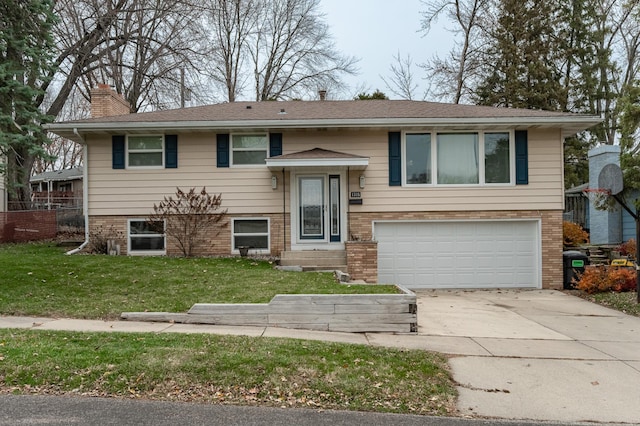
[576,291,640,316]
[0,329,456,415]
[0,242,398,320]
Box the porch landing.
[280,250,347,272]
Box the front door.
[297,175,341,243]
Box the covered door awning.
[266,148,369,170]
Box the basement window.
[128,219,166,255]
[232,218,270,253]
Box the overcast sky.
[319,0,453,99]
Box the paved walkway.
[2,289,640,424]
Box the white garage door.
[376,221,540,289]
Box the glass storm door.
[298,175,341,243]
[299,177,325,240]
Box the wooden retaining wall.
[121,287,417,334]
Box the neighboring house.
[586,145,639,245]
[564,183,588,230]
[30,167,83,209]
[46,85,600,290]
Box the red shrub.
[575,266,637,293]
[617,239,637,260]
[563,221,589,248]
[608,268,637,292]
[574,266,608,293]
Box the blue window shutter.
[388,132,402,186]
[515,130,528,185]
[112,135,125,169]
[165,135,178,168]
[217,134,229,168]
[269,133,282,157]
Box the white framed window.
[231,134,268,166]
[403,131,513,186]
[127,135,164,168]
[128,219,166,255]
[232,218,270,253]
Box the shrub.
[563,221,589,248]
[575,266,637,293]
[608,268,637,292]
[616,238,636,260]
[148,187,228,257]
[574,266,608,293]
[88,225,125,254]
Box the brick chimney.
[90,84,131,118]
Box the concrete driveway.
[414,290,640,423]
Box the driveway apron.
[414,289,640,423]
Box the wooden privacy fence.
[122,286,418,333]
[0,210,57,243]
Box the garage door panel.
[376,221,540,289]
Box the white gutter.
[46,115,603,132]
[66,128,89,255]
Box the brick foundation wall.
[348,210,563,290]
[345,240,378,283]
[0,211,57,243]
[89,213,290,257]
[87,209,563,290]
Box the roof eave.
[46,115,602,135]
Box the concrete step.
[301,265,348,272]
[280,250,347,270]
[281,250,346,261]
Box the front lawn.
[0,329,456,415]
[571,290,640,317]
[0,243,397,320]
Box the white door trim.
[290,170,347,251]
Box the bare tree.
[148,187,228,257]
[249,0,358,101]
[35,0,208,175]
[381,51,420,100]
[202,0,261,102]
[44,0,135,118]
[60,0,206,112]
[419,0,490,103]
[595,0,640,145]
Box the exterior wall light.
[359,174,365,189]
[271,175,278,190]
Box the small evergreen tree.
[148,187,228,257]
[354,90,389,100]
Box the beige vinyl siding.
[87,134,286,216]
[87,128,563,216]
[284,128,564,212]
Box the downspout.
[347,166,350,240]
[282,168,286,254]
[66,128,89,255]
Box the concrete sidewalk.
[2,289,640,424]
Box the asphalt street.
[0,395,626,426]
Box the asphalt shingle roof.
[61,100,588,124]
